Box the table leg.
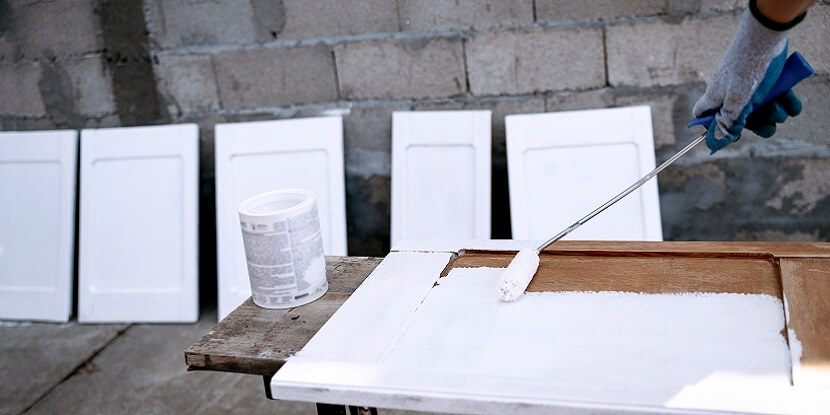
[316,403,348,415]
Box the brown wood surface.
[449,251,782,296]
[503,241,830,257]
[185,256,383,376]
[780,258,830,386]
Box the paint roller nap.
[497,248,540,301]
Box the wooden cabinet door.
[0,130,77,322]
[78,124,199,323]
[215,117,347,320]
[391,111,491,248]
[506,105,662,241]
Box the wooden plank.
[780,258,830,387]
[185,256,382,376]
[449,251,782,297]
[466,240,830,258]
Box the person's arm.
[692,0,815,153]
[756,0,815,24]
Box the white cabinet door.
[506,106,662,241]
[78,124,199,323]
[0,130,77,322]
[391,111,491,248]
[215,117,346,320]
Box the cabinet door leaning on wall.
[214,117,347,321]
[78,124,199,323]
[0,130,77,322]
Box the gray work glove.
[693,2,806,153]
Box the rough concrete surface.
[535,0,666,22]
[214,45,338,109]
[147,0,260,49]
[0,0,99,60]
[0,63,46,117]
[335,37,466,100]
[0,322,126,415]
[2,314,315,415]
[606,12,741,87]
[399,0,534,32]
[156,54,222,115]
[279,0,398,39]
[466,26,605,95]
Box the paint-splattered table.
[187,243,830,415]
[185,256,383,415]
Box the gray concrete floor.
[0,311,437,415]
[0,311,319,415]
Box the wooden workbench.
[185,256,383,414]
[186,243,830,415]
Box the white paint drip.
[381,267,793,407]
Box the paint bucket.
[237,189,328,309]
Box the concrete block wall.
[1,0,828,263]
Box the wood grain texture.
[780,258,830,386]
[450,252,781,296]
[185,256,382,375]
[501,241,830,257]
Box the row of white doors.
[0,105,662,323]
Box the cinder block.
[156,54,221,115]
[535,0,665,23]
[466,26,605,96]
[213,45,338,109]
[335,38,466,100]
[0,63,46,117]
[344,103,412,153]
[776,78,830,143]
[279,0,398,39]
[699,0,744,12]
[399,0,534,32]
[60,57,116,116]
[660,157,830,241]
[790,4,830,76]
[2,0,99,59]
[148,0,258,48]
[607,13,740,87]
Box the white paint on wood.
[272,254,827,415]
[78,124,198,323]
[506,106,662,241]
[391,111,491,249]
[215,117,347,320]
[0,130,77,322]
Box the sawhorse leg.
[315,403,377,415]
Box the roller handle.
[689,51,815,128]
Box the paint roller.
[498,52,815,302]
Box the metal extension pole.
[536,132,707,252]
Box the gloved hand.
[693,2,806,153]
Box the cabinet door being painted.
[391,111,491,248]
[0,130,77,322]
[506,106,662,241]
[215,117,346,320]
[78,124,199,323]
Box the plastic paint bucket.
[237,189,328,309]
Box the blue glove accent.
[704,45,789,153]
